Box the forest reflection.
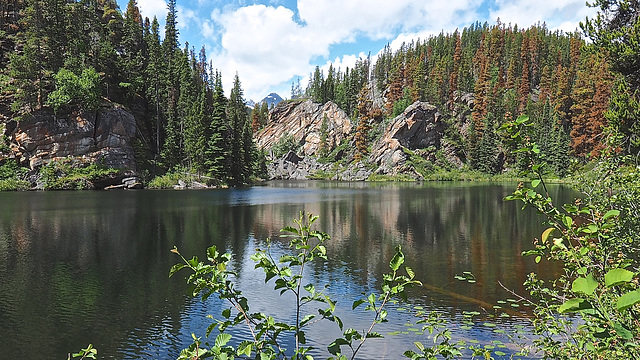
[0,182,578,359]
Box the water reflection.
[0,182,578,359]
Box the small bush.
[0,161,30,190]
[270,133,299,159]
[0,178,30,191]
[39,159,119,190]
[147,170,186,189]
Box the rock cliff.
[256,98,464,181]
[3,104,137,171]
[369,102,445,177]
[256,99,352,157]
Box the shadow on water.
[0,181,579,359]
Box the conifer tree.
[144,16,164,158]
[355,84,373,162]
[260,101,269,125]
[251,103,262,132]
[570,54,612,158]
[449,30,462,106]
[121,0,144,96]
[386,61,404,112]
[582,0,640,155]
[205,71,229,182]
[227,73,248,184]
[9,0,49,111]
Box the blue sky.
[116,0,596,101]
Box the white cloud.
[137,0,167,23]
[195,0,598,100]
[320,53,368,75]
[489,0,597,32]
[296,0,477,43]
[201,20,215,38]
[209,5,327,100]
[176,6,198,33]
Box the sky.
[115,0,597,102]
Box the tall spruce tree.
[227,73,248,184]
[205,71,229,182]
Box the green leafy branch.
[328,245,422,360]
[500,115,640,358]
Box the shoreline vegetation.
[0,156,579,191]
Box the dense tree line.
[2,0,637,180]
[299,20,635,177]
[1,0,262,185]
[370,22,624,175]
[299,57,371,117]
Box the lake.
[0,181,578,359]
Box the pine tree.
[242,115,256,181]
[449,30,462,106]
[9,0,50,111]
[227,73,248,184]
[386,61,404,112]
[251,103,262,132]
[260,101,269,125]
[205,71,228,182]
[144,16,164,159]
[473,114,498,174]
[518,36,530,113]
[121,0,144,96]
[354,84,373,162]
[570,54,613,158]
[583,0,640,155]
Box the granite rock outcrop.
[256,99,352,157]
[3,104,137,171]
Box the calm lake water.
[0,181,579,359]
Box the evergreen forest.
[0,0,638,185]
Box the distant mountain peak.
[260,93,283,108]
[245,99,256,108]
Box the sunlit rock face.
[255,99,467,181]
[5,104,137,170]
[369,102,445,177]
[255,99,352,157]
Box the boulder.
[369,102,445,176]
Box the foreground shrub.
[170,212,421,360]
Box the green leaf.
[207,245,219,260]
[389,246,404,271]
[541,227,555,243]
[328,338,349,355]
[405,266,415,280]
[215,333,232,348]
[572,274,599,296]
[558,298,592,313]
[352,299,366,310]
[617,290,640,311]
[563,215,573,228]
[614,322,634,340]
[169,263,185,277]
[222,308,231,319]
[237,341,253,356]
[531,179,541,188]
[367,293,376,306]
[603,209,620,220]
[605,268,635,287]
